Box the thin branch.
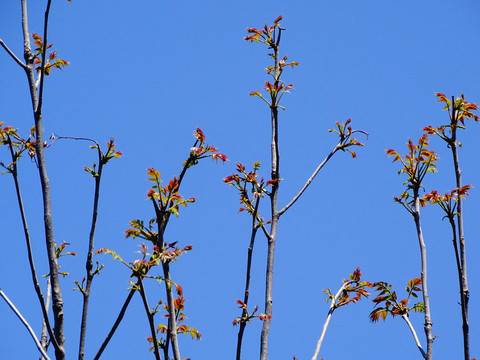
[401,314,427,359]
[77,139,104,360]
[138,278,162,360]
[236,199,260,360]
[78,165,103,359]
[39,278,52,357]
[93,288,136,360]
[0,39,27,68]
[279,143,341,216]
[0,288,51,360]
[20,0,39,111]
[36,0,52,114]
[311,281,351,360]
[95,154,195,360]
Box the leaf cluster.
[386,135,437,214]
[31,33,69,76]
[232,299,272,327]
[245,16,300,110]
[84,138,122,177]
[148,293,201,357]
[328,119,366,158]
[323,268,371,309]
[0,123,37,173]
[421,185,472,221]
[224,162,274,227]
[370,278,424,322]
[186,127,228,168]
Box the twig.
[0,288,51,360]
[138,278,162,360]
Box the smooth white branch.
[0,288,51,360]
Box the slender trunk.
[449,106,470,359]
[21,0,65,358]
[413,191,433,360]
[260,33,281,360]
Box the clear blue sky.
[1,1,480,359]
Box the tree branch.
[0,39,27,69]
[311,281,352,360]
[401,314,427,359]
[0,288,51,360]
[138,278,162,360]
[279,143,341,216]
[236,199,260,360]
[78,140,103,360]
[36,0,52,114]
[93,288,136,360]
[39,278,52,357]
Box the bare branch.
[94,289,136,360]
[279,143,341,216]
[40,279,52,355]
[0,39,27,69]
[0,288,51,360]
[401,314,427,359]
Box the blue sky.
[1,1,480,359]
